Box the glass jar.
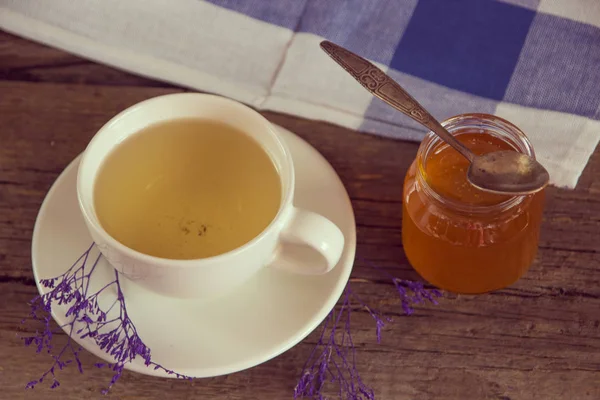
[402,114,545,294]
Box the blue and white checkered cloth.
[2,0,599,188]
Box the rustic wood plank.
[0,31,80,69]
[1,31,599,400]
[1,79,599,400]
[0,31,166,87]
[2,281,599,400]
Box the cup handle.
[269,207,345,275]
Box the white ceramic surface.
[31,125,356,378]
[77,93,345,298]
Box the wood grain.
[1,30,599,399]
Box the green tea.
[94,118,281,259]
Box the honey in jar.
[402,114,545,294]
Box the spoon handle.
[319,40,473,162]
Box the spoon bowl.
[468,150,550,195]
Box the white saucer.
[31,124,356,378]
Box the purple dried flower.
[24,242,441,398]
[294,288,376,400]
[294,261,442,399]
[22,243,193,393]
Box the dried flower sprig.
[22,243,192,394]
[23,242,441,398]
[294,276,442,399]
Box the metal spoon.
[319,40,549,195]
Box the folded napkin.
[2,0,599,188]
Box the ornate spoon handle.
[319,40,473,162]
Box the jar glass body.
[402,114,545,294]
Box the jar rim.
[416,113,535,214]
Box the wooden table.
[1,31,599,400]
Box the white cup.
[76,93,345,298]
